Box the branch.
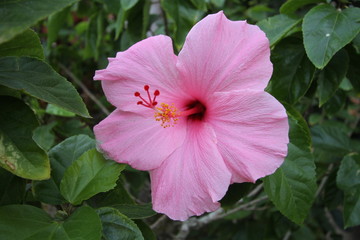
[59,63,110,116]
[175,184,266,240]
[315,163,334,198]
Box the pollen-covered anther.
[134,85,160,108]
[154,103,179,128]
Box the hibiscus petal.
[150,122,231,221]
[94,35,183,112]
[177,11,272,100]
[94,109,186,171]
[208,90,289,183]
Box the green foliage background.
[0,0,360,239]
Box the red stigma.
[134,85,160,109]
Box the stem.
[59,63,110,116]
[175,184,266,240]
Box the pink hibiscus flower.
[94,11,289,221]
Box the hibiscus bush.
[1,0,360,239]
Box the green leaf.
[60,149,125,205]
[134,220,156,240]
[0,85,21,98]
[121,0,139,11]
[347,47,360,93]
[33,135,96,204]
[317,49,349,106]
[246,4,274,22]
[96,207,144,240]
[0,96,50,180]
[45,104,76,117]
[323,89,346,115]
[336,154,360,228]
[263,106,316,225]
[89,180,135,207]
[353,33,360,53]
[286,104,312,150]
[263,144,317,225]
[311,124,352,155]
[190,0,207,11]
[161,0,205,50]
[115,8,127,40]
[0,205,102,240]
[0,56,90,118]
[47,7,70,49]
[142,0,151,39]
[0,168,26,206]
[257,14,301,47]
[0,29,44,59]
[267,38,315,104]
[303,4,360,69]
[0,0,79,44]
[55,118,93,138]
[113,204,156,219]
[211,0,225,8]
[32,122,57,151]
[280,0,325,15]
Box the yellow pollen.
[154,103,179,128]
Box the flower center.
[134,85,206,128]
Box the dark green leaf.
[0,56,90,117]
[190,0,207,11]
[267,38,315,104]
[0,168,26,206]
[0,29,44,59]
[113,204,156,219]
[311,124,351,155]
[317,49,349,106]
[60,149,125,205]
[32,122,57,151]
[54,118,93,138]
[33,135,96,204]
[347,48,360,92]
[323,89,346,115]
[0,0,79,44]
[96,207,144,240]
[336,154,360,228]
[257,14,301,47]
[89,179,136,207]
[0,96,50,180]
[0,85,21,98]
[210,0,225,8]
[353,33,360,53]
[303,4,360,68]
[142,0,151,39]
[263,144,317,225]
[286,104,312,150]
[280,0,325,15]
[246,5,274,22]
[115,8,127,40]
[47,7,70,49]
[32,178,65,205]
[134,220,156,240]
[161,0,205,49]
[0,205,102,240]
[264,106,316,225]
